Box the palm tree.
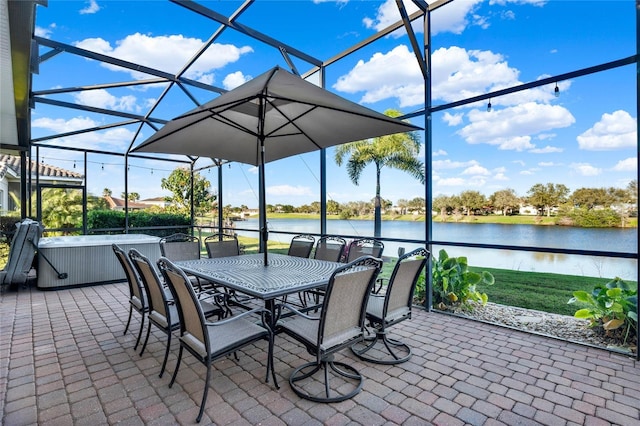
[334,109,424,237]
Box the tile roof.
[0,154,83,179]
[104,195,148,210]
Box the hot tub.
[37,234,161,289]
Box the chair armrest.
[205,306,270,327]
[276,303,321,321]
[372,277,388,294]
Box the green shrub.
[87,210,191,236]
[431,249,495,311]
[560,208,621,228]
[568,277,638,346]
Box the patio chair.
[204,233,240,258]
[313,236,347,262]
[0,218,41,290]
[300,236,347,306]
[287,234,315,258]
[129,248,224,378]
[351,247,429,365]
[159,233,202,261]
[157,256,278,423]
[160,233,208,290]
[345,238,384,263]
[112,244,148,351]
[277,255,383,402]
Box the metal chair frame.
[278,255,383,403]
[345,238,384,263]
[204,233,240,258]
[112,244,148,351]
[287,234,315,258]
[351,247,429,365]
[158,257,277,423]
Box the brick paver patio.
[1,282,639,425]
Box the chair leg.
[124,305,133,335]
[139,321,152,356]
[159,330,171,378]
[266,332,279,389]
[351,329,412,365]
[169,346,183,388]
[134,314,145,351]
[197,362,211,423]
[289,357,363,403]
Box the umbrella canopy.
[132,66,422,264]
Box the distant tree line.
[432,181,637,227]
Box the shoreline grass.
[216,212,637,228]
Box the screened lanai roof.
[2,0,637,208]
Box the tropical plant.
[334,109,424,237]
[568,277,638,346]
[431,249,495,310]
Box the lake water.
[231,218,638,280]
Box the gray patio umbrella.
[133,66,422,265]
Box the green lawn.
[472,267,637,317]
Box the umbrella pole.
[259,138,268,266]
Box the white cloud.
[32,116,99,133]
[433,159,478,170]
[333,44,570,109]
[493,172,509,181]
[74,33,253,82]
[458,102,575,150]
[433,149,448,157]
[570,163,602,176]
[577,110,637,151]
[437,177,466,186]
[538,162,556,167]
[443,112,464,126]
[462,164,490,175]
[529,145,563,154]
[35,24,55,38]
[612,157,637,172]
[79,0,100,15]
[248,166,259,175]
[512,160,525,167]
[267,185,314,196]
[363,0,483,36]
[223,71,252,90]
[73,89,139,112]
[333,45,423,107]
[490,0,547,6]
[32,116,136,151]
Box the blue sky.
[30,0,637,209]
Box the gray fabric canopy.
[132,66,422,264]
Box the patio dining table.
[175,253,344,324]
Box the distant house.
[103,196,148,211]
[0,154,84,214]
[138,197,172,208]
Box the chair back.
[130,248,172,324]
[157,257,208,355]
[204,233,240,258]
[160,233,201,261]
[383,248,429,322]
[346,238,384,263]
[1,219,41,286]
[313,236,346,262]
[112,244,146,309]
[287,234,315,258]
[318,256,382,351]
